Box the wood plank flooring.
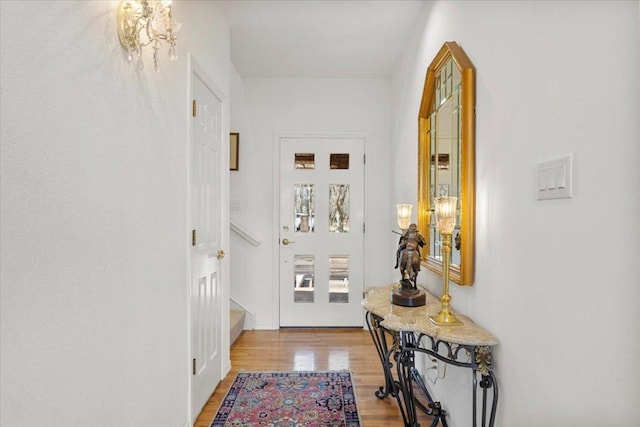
[194,328,435,427]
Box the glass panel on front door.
[294,254,314,303]
[294,184,315,233]
[295,153,315,169]
[328,184,349,233]
[329,255,349,303]
[330,153,349,169]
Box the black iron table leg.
[394,332,449,427]
[365,312,398,399]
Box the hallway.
[2,2,639,426]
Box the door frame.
[186,54,230,423]
[271,132,368,328]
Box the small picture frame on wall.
[230,132,239,171]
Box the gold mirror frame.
[418,42,475,286]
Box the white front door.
[279,137,365,327]
[190,72,223,421]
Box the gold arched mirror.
[418,41,475,286]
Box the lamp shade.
[434,196,457,234]
[396,204,413,230]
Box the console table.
[362,284,499,427]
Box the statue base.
[391,282,426,307]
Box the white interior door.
[190,73,223,421]
[279,137,365,327]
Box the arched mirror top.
[418,41,475,286]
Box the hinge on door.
[192,100,197,117]
[192,229,197,246]
[192,358,196,375]
[363,223,366,233]
[363,153,366,164]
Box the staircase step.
[230,309,245,346]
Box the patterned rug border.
[210,370,362,427]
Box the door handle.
[216,250,225,259]
[281,238,295,246]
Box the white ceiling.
[218,0,427,78]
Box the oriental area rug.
[211,371,362,427]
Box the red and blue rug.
[211,371,362,427]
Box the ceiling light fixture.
[116,0,181,72]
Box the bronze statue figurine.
[391,223,427,307]
[395,223,426,289]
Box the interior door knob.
[281,238,295,246]
[216,250,225,259]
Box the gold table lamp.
[429,196,462,326]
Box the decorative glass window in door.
[330,153,349,169]
[329,184,349,233]
[329,255,349,303]
[295,153,315,169]
[294,184,315,233]
[294,255,314,303]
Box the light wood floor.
[194,328,435,427]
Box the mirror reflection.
[428,57,461,266]
[418,42,475,286]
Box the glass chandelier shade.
[434,196,457,234]
[117,0,181,72]
[396,204,413,230]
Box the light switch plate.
[536,154,573,200]
[230,197,242,211]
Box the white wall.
[0,1,230,426]
[229,76,391,329]
[391,1,640,425]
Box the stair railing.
[230,219,261,246]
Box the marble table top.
[363,284,498,347]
